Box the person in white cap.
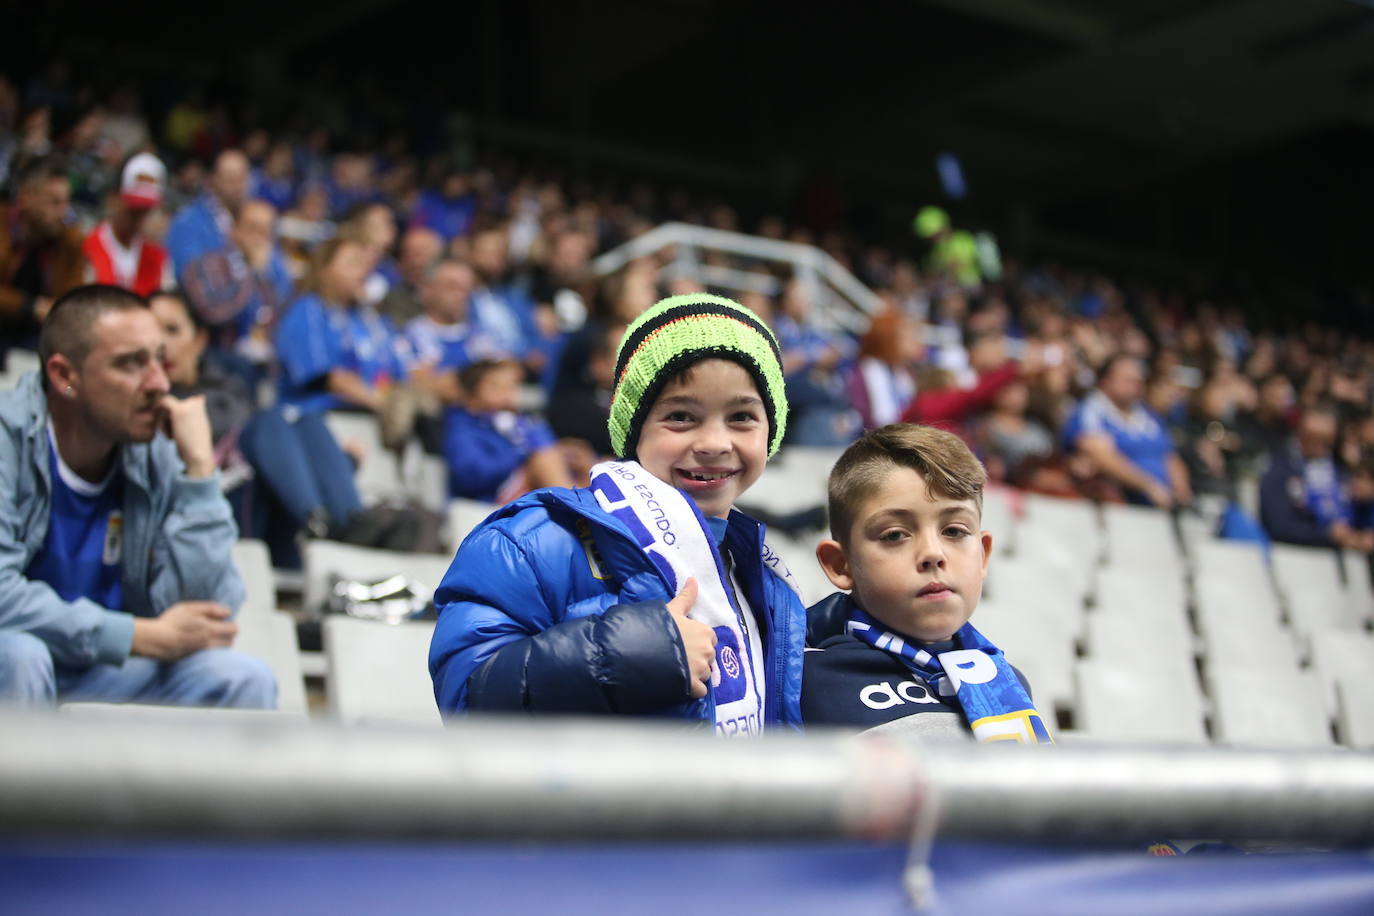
[81,152,172,297]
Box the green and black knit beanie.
[609,293,788,459]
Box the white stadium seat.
[1192,538,1270,588]
[445,498,498,552]
[302,540,454,616]
[323,410,406,504]
[1306,628,1374,719]
[974,604,1076,713]
[233,610,310,716]
[1099,503,1181,573]
[1335,675,1374,750]
[231,538,277,619]
[1082,611,1195,686]
[1206,664,1333,749]
[323,617,440,726]
[1074,658,1208,744]
[1092,566,1187,616]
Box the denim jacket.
[0,372,243,667]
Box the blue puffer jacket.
[428,486,806,728]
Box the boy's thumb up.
[666,577,699,619]
[664,578,715,700]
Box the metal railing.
[590,222,884,335]
[2,711,1372,844]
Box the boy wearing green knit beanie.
[430,293,808,732]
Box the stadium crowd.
[2,67,1373,569]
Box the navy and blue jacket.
[428,486,806,727]
[1260,441,1344,548]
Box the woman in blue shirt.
[275,234,407,415]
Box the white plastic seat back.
[1100,503,1180,572]
[1093,566,1186,617]
[231,539,277,620]
[302,540,454,616]
[1083,611,1196,690]
[324,617,440,726]
[974,609,1075,713]
[445,498,498,553]
[234,610,309,716]
[324,410,405,504]
[1307,628,1374,718]
[1335,675,1374,750]
[1207,663,1333,749]
[1074,658,1208,744]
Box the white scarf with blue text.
[590,460,781,736]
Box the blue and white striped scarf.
[846,608,1053,744]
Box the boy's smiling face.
[635,358,768,519]
[817,465,992,643]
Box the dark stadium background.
[8,0,1374,329]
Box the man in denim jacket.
[0,284,275,708]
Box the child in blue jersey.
[275,234,406,415]
[804,424,1052,744]
[429,294,808,733]
[442,358,571,503]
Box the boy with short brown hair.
[804,423,1052,742]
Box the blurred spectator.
[165,148,250,281]
[776,278,859,446]
[900,332,1022,441]
[274,234,405,415]
[149,291,253,467]
[468,224,544,374]
[182,198,292,371]
[99,85,150,157]
[277,183,333,274]
[406,258,498,410]
[442,358,573,503]
[324,153,376,219]
[81,152,170,296]
[547,319,620,460]
[59,105,120,220]
[528,229,592,334]
[6,104,55,188]
[846,308,920,429]
[1063,354,1192,508]
[410,168,475,242]
[162,157,204,215]
[1180,377,1246,499]
[1,158,84,351]
[339,201,399,304]
[1260,404,1372,551]
[976,378,1057,489]
[0,76,21,185]
[251,141,297,214]
[162,90,207,153]
[914,205,980,287]
[151,289,407,564]
[378,226,442,325]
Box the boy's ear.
[979,530,994,578]
[815,539,854,591]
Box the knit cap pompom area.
[608,293,788,460]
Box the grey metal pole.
[3,711,1374,843]
[0,712,920,841]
